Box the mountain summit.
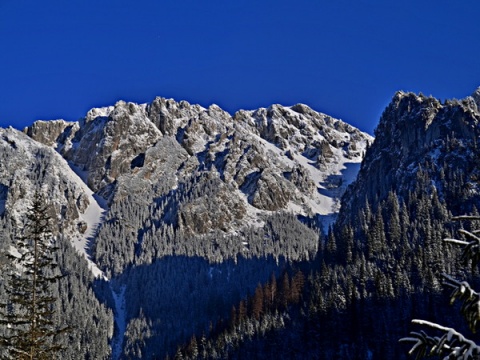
[337,87,480,226]
[3,89,480,358]
[1,96,372,358]
[25,97,372,239]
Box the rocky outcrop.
[178,178,246,234]
[337,88,480,226]
[234,103,369,166]
[0,127,92,235]
[249,169,294,211]
[472,87,480,109]
[24,96,372,239]
[57,101,162,193]
[24,119,73,147]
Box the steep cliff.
[337,88,480,227]
[26,97,372,250]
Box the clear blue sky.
[1,0,479,134]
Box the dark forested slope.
[198,89,480,359]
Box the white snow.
[71,195,106,279]
[248,128,369,231]
[257,134,337,212]
[286,201,304,215]
[8,245,21,258]
[61,160,107,279]
[111,284,127,360]
[86,106,114,121]
[234,188,265,229]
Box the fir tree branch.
[400,320,480,359]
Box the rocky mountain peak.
[18,96,372,272]
[85,105,114,123]
[58,101,162,193]
[146,96,209,137]
[24,119,73,147]
[470,86,480,110]
[337,89,480,226]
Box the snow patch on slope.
[70,197,106,279]
[111,284,127,360]
[62,161,107,279]
[251,131,367,230]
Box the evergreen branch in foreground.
[400,320,480,359]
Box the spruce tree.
[0,191,68,359]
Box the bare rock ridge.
[2,88,480,359]
[0,127,91,233]
[337,87,480,227]
[26,98,370,216]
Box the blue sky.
[1,0,479,134]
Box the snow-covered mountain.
[1,96,372,358]
[0,127,113,359]
[336,87,480,228]
[27,98,371,229]
[21,98,372,272]
[0,97,370,357]
[4,88,480,358]
[0,127,105,277]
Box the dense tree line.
[94,170,320,277]
[172,270,306,360]
[115,256,295,358]
[401,216,480,358]
[89,169,320,358]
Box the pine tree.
[251,284,264,320]
[400,216,480,358]
[0,191,68,359]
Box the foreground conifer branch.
[400,216,480,359]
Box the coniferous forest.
[1,90,480,359]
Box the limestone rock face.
[249,169,294,211]
[234,102,369,165]
[0,127,92,236]
[178,178,246,235]
[337,89,480,227]
[111,136,190,203]
[24,119,73,147]
[284,165,316,195]
[58,101,162,193]
[23,95,371,251]
[146,98,231,155]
